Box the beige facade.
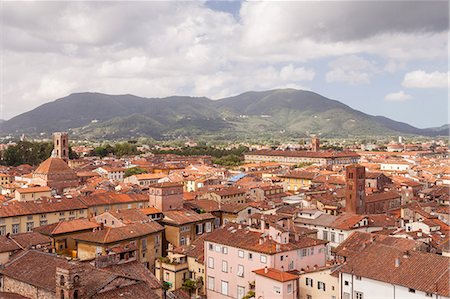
[0,208,87,236]
[299,267,339,299]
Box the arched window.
[73,275,80,285]
[74,290,79,299]
[60,290,65,299]
[60,275,65,286]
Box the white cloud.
[0,1,448,120]
[402,70,448,88]
[384,91,413,101]
[325,55,379,84]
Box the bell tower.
[54,132,69,163]
[311,136,320,152]
[345,164,366,214]
[55,264,84,299]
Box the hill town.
[0,132,448,299]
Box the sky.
[0,0,448,128]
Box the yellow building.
[0,197,88,235]
[14,186,52,201]
[161,209,216,248]
[279,171,317,192]
[0,173,14,187]
[73,221,164,271]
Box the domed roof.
[34,157,74,175]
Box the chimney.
[259,238,264,245]
[238,224,242,229]
[264,266,268,274]
[395,258,400,267]
[276,244,280,252]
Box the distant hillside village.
[0,133,448,299]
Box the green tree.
[182,279,197,298]
[124,167,148,178]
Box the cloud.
[384,91,413,101]
[325,55,379,84]
[0,1,448,120]
[402,70,448,88]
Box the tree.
[182,279,197,298]
[2,141,52,166]
[124,167,148,178]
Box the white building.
[339,243,450,299]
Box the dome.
[34,157,74,175]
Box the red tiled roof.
[205,223,327,254]
[340,243,450,297]
[73,221,164,244]
[34,157,74,175]
[0,197,87,218]
[34,218,100,236]
[253,268,298,282]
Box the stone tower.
[149,182,184,211]
[54,132,69,163]
[345,165,366,214]
[311,136,320,152]
[55,263,84,299]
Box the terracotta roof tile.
[253,268,298,282]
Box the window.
[237,286,245,299]
[310,247,314,255]
[339,233,344,243]
[425,292,433,297]
[196,223,203,234]
[207,276,215,290]
[40,220,48,226]
[355,291,364,299]
[209,243,213,250]
[260,255,267,264]
[0,226,5,235]
[248,253,253,260]
[287,283,292,293]
[343,293,350,299]
[40,214,47,219]
[222,260,228,273]
[12,224,20,234]
[26,222,34,232]
[318,281,326,291]
[205,222,212,232]
[306,278,313,287]
[273,286,281,294]
[408,288,416,293]
[221,281,229,295]
[330,232,336,242]
[155,235,160,246]
[238,250,244,258]
[344,280,349,286]
[141,238,147,251]
[222,246,228,254]
[208,257,214,269]
[181,225,190,232]
[355,276,362,280]
[323,231,328,240]
[180,237,186,246]
[280,255,284,261]
[237,264,244,277]
[215,245,221,252]
[59,212,65,216]
[27,215,33,221]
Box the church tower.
[55,264,84,299]
[345,164,366,214]
[54,132,69,163]
[311,136,320,152]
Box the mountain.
[1,89,446,139]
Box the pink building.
[204,223,327,299]
[254,267,299,299]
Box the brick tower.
[149,182,184,211]
[311,136,320,152]
[53,132,69,163]
[345,165,366,214]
